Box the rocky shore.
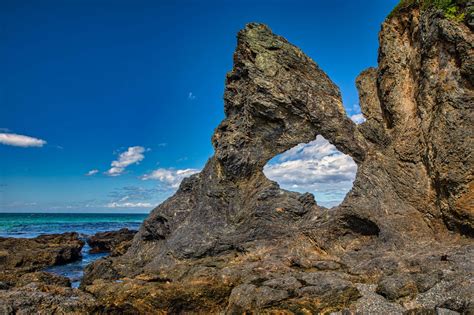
[0,1,472,313]
[86,228,137,256]
[0,232,95,314]
[0,229,138,314]
[0,232,84,287]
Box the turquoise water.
[0,213,148,287]
[0,213,147,238]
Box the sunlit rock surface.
[2,2,473,313]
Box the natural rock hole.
[263,135,357,208]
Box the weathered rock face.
[68,3,474,314]
[350,6,474,239]
[86,228,137,256]
[0,284,98,315]
[0,233,97,314]
[0,233,84,286]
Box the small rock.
[16,272,71,288]
[376,274,418,301]
[262,276,302,291]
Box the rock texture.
[81,6,473,313]
[0,284,98,315]
[86,228,137,256]
[4,1,474,313]
[0,233,84,286]
[0,233,96,314]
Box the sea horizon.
[0,212,148,287]
[0,212,147,239]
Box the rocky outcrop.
[351,5,474,238]
[0,232,84,286]
[81,6,473,312]
[0,284,98,315]
[4,1,473,313]
[0,233,96,314]
[86,228,137,256]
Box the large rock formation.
[81,4,473,312]
[3,1,473,313]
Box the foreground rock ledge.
[0,232,84,286]
[4,3,474,314]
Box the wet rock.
[0,232,84,287]
[86,228,137,256]
[0,233,84,272]
[81,258,120,287]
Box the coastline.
[0,213,145,287]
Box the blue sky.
[0,0,399,213]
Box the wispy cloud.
[0,133,47,147]
[346,103,362,115]
[188,92,196,100]
[263,136,357,208]
[85,169,99,176]
[141,168,200,189]
[105,146,146,176]
[105,186,168,210]
[105,201,153,208]
[350,113,366,124]
[108,186,162,200]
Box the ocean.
[0,213,148,287]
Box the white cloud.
[263,136,357,208]
[141,168,200,189]
[348,103,362,114]
[350,113,366,124]
[106,201,153,208]
[105,146,146,176]
[0,133,46,147]
[188,92,196,100]
[86,169,99,176]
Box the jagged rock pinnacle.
[78,11,473,314]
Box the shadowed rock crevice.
[340,215,380,236]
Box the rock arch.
[83,15,473,313]
[263,135,358,208]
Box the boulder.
[0,232,84,286]
[86,228,137,256]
